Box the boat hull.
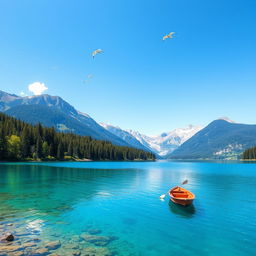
[169,186,195,206]
[170,197,194,206]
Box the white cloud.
[28,82,48,95]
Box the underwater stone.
[45,240,61,250]
[32,247,49,255]
[63,242,79,250]
[81,247,114,256]
[23,242,37,248]
[71,235,81,242]
[0,245,22,252]
[11,251,25,256]
[80,234,112,246]
[68,249,81,256]
[1,233,14,242]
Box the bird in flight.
[162,32,175,40]
[92,49,103,58]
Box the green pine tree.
[42,141,50,158]
[36,136,43,159]
[57,142,64,160]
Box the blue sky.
[0,0,256,135]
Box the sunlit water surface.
[0,161,256,256]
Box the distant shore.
[0,158,156,163]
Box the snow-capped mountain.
[128,125,203,156]
[101,123,203,157]
[168,119,255,160]
[217,116,235,123]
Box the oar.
[159,179,188,199]
[182,179,188,185]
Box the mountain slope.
[0,91,77,115]
[0,112,155,161]
[101,122,202,157]
[127,125,202,156]
[168,119,256,160]
[0,90,129,146]
[100,123,153,153]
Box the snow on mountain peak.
[100,122,203,157]
[218,117,235,123]
[100,122,120,130]
[139,125,203,156]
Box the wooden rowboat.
[169,186,195,206]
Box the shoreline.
[0,159,156,163]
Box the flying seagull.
[92,49,103,58]
[163,32,175,40]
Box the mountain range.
[0,90,130,147]
[168,119,256,159]
[0,90,200,157]
[1,89,256,160]
[101,123,202,157]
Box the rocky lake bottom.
[0,222,123,256]
[0,161,255,256]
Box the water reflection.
[168,200,196,218]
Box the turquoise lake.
[0,161,255,256]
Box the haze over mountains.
[1,89,256,160]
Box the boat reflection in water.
[168,200,196,218]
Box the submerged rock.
[63,242,79,250]
[71,235,81,242]
[80,234,114,246]
[0,244,22,252]
[49,248,80,256]
[11,251,25,256]
[81,247,114,256]
[68,249,81,256]
[32,247,49,255]
[23,242,37,248]
[1,233,14,242]
[45,240,61,250]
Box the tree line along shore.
[0,113,155,161]
[241,146,256,160]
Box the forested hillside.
[0,90,131,146]
[242,147,256,160]
[0,113,155,161]
[168,119,256,160]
